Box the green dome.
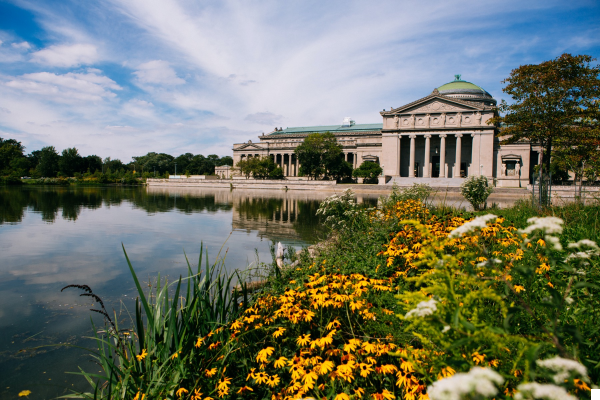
[437,75,496,105]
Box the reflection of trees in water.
[293,201,324,243]
[139,192,232,214]
[0,186,234,224]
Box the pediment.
[396,96,483,114]
[237,142,265,150]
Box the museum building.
[232,76,537,186]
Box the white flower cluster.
[519,217,565,251]
[515,383,576,400]
[565,239,600,262]
[536,356,589,384]
[448,214,498,238]
[405,299,438,319]
[428,367,504,400]
[477,258,502,268]
[519,217,564,235]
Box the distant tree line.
[0,137,233,183]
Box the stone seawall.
[146,178,337,190]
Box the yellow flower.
[136,349,148,361]
[354,388,365,398]
[379,364,398,375]
[195,337,204,347]
[547,281,554,288]
[472,352,485,365]
[537,238,546,247]
[296,334,311,346]
[256,347,275,363]
[574,378,591,391]
[18,390,31,397]
[133,392,146,400]
[192,389,203,400]
[205,368,217,377]
[359,362,374,377]
[176,388,189,397]
[217,377,231,398]
[266,374,281,387]
[273,327,286,338]
[513,285,525,293]
[335,394,350,400]
[237,386,253,394]
[274,357,288,368]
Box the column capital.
[439,134,447,138]
[455,133,463,138]
[424,134,432,139]
[409,134,417,139]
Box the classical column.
[455,134,463,178]
[408,134,416,178]
[284,154,289,176]
[423,134,431,178]
[440,134,447,178]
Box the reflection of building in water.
[146,186,378,243]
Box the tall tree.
[0,137,26,175]
[59,147,84,176]
[490,54,600,196]
[295,132,347,180]
[36,146,60,177]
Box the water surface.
[0,186,379,400]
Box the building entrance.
[432,156,440,178]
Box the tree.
[490,54,600,204]
[82,155,103,174]
[295,132,348,180]
[353,161,382,184]
[0,137,26,175]
[36,146,60,177]
[59,147,84,177]
[253,157,284,180]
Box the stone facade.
[232,77,538,187]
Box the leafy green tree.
[0,137,26,175]
[217,156,234,167]
[59,147,84,177]
[253,157,284,179]
[103,157,125,173]
[236,157,258,179]
[36,146,60,177]
[490,54,600,203]
[295,132,349,180]
[133,152,175,175]
[353,161,383,184]
[82,155,103,174]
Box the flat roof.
[269,123,382,136]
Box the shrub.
[461,175,493,210]
[352,161,382,184]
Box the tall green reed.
[65,243,248,399]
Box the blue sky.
[0,0,598,161]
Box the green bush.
[352,160,382,184]
[460,175,494,210]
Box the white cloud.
[133,60,185,85]
[12,41,31,50]
[245,112,283,125]
[5,70,122,103]
[30,43,98,67]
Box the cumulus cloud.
[5,69,122,103]
[12,41,31,50]
[30,43,98,67]
[244,112,283,125]
[133,60,185,85]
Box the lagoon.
[0,185,378,400]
